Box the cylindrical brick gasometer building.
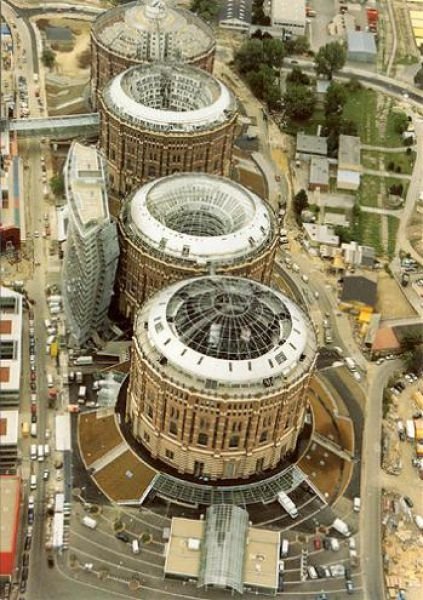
[117,173,278,320]
[99,63,238,216]
[90,0,216,107]
[127,276,317,481]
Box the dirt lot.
[376,270,416,318]
[37,17,91,114]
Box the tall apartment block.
[62,142,119,346]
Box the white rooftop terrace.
[136,277,316,387]
[103,63,236,132]
[123,174,275,264]
[64,142,109,232]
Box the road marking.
[71,530,163,571]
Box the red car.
[313,537,322,551]
[30,371,36,382]
[31,404,37,415]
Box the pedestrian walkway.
[361,144,416,152]
[360,206,402,217]
[362,167,411,180]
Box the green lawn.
[384,109,408,147]
[384,151,416,175]
[356,175,381,208]
[343,88,379,145]
[355,212,384,255]
[283,108,325,136]
[387,216,399,258]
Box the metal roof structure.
[141,276,311,385]
[123,173,275,264]
[92,0,215,63]
[151,462,308,506]
[198,505,248,594]
[103,63,236,132]
[347,30,377,55]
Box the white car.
[34,231,39,238]
[353,372,362,382]
[376,358,384,365]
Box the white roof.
[125,174,275,263]
[303,223,339,246]
[0,410,19,445]
[105,64,235,132]
[272,0,306,24]
[64,142,109,233]
[139,276,312,384]
[337,170,361,186]
[55,414,71,451]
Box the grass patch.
[361,151,381,170]
[356,175,381,208]
[395,54,419,66]
[343,88,379,145]
[283,108,325,136]
[355,212,384,255]
[384,110,407,147]
[387,216,399,258]
[384,151,415,175]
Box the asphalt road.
[360,360,402,600]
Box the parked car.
[403,496,414,508]
[323,537,331,551]
[115,532,130,543]
[345,579,354,594]
[313,537,322,550]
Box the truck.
[277,491,298,519]
[37,444,44,462]
[345,357,357,371]
[331,518,351,537]
[78,386,87,404]
[81,516,97,530]
[74,356,93,366]
[406,419,415,442]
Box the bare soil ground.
[376,270,416,318]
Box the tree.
[262,38,285,69]
[334,225,353,243]
[315,41,346,79]
[42,48,56,69]
[247,65,280,108]
[235,39,264,74]
[285,35,309,55]
[392,111,408,135]
[50,174,64,197]
[324,82,347,116]
[293,189,309,223]
[284,84,316,120]
[286,67,310,86]
[190,0,219,20]
[252,0,271,26]
[414,66,423,89]
[403,344,423,375]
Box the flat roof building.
[0,287,23,406]
[296,133,328,160]
[164,505,279,595]
[303,223,339,247]
[62,142,119,346]
[347,31,377,63]
[271,0,306,36]
[337,134,361,191]
[0,476,21,580]
[0,410,18,474]
[99,63,238,216]
[91,0,216,106]
[309,156,329,191]
[117,173,278,319]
